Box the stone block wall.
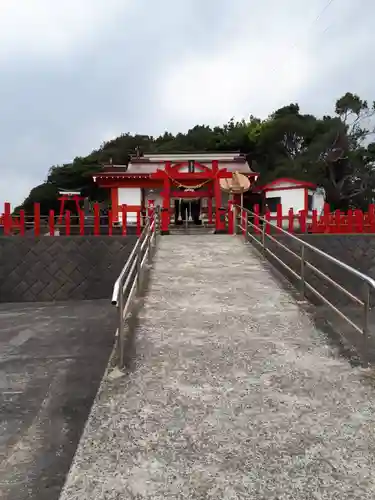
[0,236,138,302]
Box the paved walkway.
[60,236,375,500]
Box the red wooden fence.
[2,201,375,236]
[229,203,375,235]
[0,202,152,236]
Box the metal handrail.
[234,205,375,337]
[111,211,159,367]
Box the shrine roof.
[97,153,253,178]
[130,152,246,162]
[256,178,317,191]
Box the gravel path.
[60,235,375,500]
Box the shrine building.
[93,153,259,233]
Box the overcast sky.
[0,0,374,206]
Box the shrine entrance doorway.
[174,198,202,225]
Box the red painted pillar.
[355,209,364,233]
[299,210,307,233]
[58,196,66,225]
[121,204,127,235]
[34,203,41,237]
[111,187,119,223]
[253,204,260,234]
[3,202,12,235]
[276,204,283,233]
[49,210,55,236]
[108,210,113,236]
[369,204,375,233]
[212,160,224,232]
[136,210,141,236]
[161,175,170,233]
[311,210,318,233]
[335,209,341,233]
[79,210,85,235]
[323,203,330,232]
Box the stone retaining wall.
[251,233,375,309]
[0,236,137,302]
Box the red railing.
[227,203,375,235]
[0,202,153,236]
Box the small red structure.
[253,178,318,228]
[57,190,84,224]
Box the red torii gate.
[151,160,246,233]
[57,190,84,224]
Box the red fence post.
[3,202,12,235]
[369,204,375,233]
[311,209,318,233]
[288,208,294,233]
[161,207,169,233]
[19,209,25,236]
[79,210,85,235]
[334,209,341,234]
[299,210,307,233]
[65,211,71,236]
[323,203,330,232]
[49,210,55,236]
[136,210,141,236]
[253,204,260,234]
[93,203,100,236]
[108,210,113,236]
[354,209,364,233]
[121,205,127,236]
[276,204,283,233]
[347,210,353,233]
[34,202,40,237]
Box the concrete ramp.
[60,236,375,499]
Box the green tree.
[16,91,375,213]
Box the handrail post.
[363,282,371,340]
[243,210,248,240]
[136,237,142,292]
[261,218,266,254]
[300,244,306,298]
[148,225,153,265]
[118,284,125,368]
[233,204,237,234]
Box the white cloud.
[160,39,310,128]
[158,0,330,129]
[0,0,128,61]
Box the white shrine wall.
[118,188,141,223]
